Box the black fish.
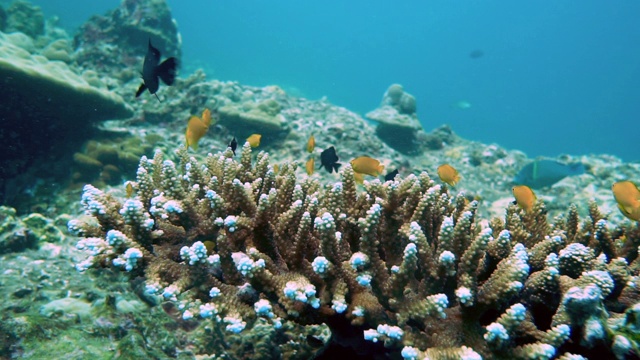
[384,169,399,182]
[135,39,178,100]
[228,137,238,155]
[469,49,484,59]
[320,146,341,173]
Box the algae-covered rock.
[0,206,38,253]
[218,99,289,140]
[0,30,133,197]
[382,83,417,115]
[5,0,44,38]
[40,38,72,62]
[0,207,64,253]
[40,297,92,320]
[366,84,424,154]
[71,137,153,186]
[21,213,65,243]
[366,105,423,154]
[0,31,132,121]
[74,0,181,78]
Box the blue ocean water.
[31,0,640,162]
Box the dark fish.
[320,146,341,173]
[135,39,178,100]
[514,159,585,189]
[228,137,238,155]
[384,169,399,182]
[469,49,484,59]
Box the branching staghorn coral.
[69,144,640,359]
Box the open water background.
[28,0,640,162]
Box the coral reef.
[73,0,181,79]
[0,30,132,120]
[1,2,638,358]
[366,84,424,154]
[0,28,133,207]
[70,145,640,359]
[72,137,156,187]
[3,0,44,38]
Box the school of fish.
[135,41,636,224]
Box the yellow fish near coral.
[350,156,384,176]
[125,181,134,198]
[247,134,262,148]
[612,181,640,221]
[512,185,536,213]
[353,171,365,184]
[307,135,315,153]
[185,108,212,150]
[437,164,461,186]
[306,158,315,175]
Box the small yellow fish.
[307,135,315,153]
[612,181,640,221]
[437,164,461,186]
[353,171,365,184]
[306,158,315,175]
[247,134,262,148]
[201,108,212,127]
[350,156,384,176]
[273,164,280,174]
[185,116,208,150]
[512,185,536,213]
[203,240,216,255]
[125,181,134,198]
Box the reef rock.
[218,98,289,140]
[0,30,133,202]
[382,83,417,115]
[0,206,63,253]
[366,84,423,154]
[74,0,181,79]
[3,0,44,38]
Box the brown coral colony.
[71,144,640,359]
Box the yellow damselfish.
[437,164,461,186]
[612,180,640,221]
[247,134,262,148]
[512,185,536,213]
[185,108,212,150]
[306,158,315,175]
[307,135,315,153]
[350,156,384,176]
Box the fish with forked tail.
[228,137,238,155]
[384,169,399,182]
[320,146,341,173]
[437,164,461,186]
[136,39,178,100]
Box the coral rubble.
[70,145,640,359]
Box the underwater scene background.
[31,0,640,161]
[1,0,640,359]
